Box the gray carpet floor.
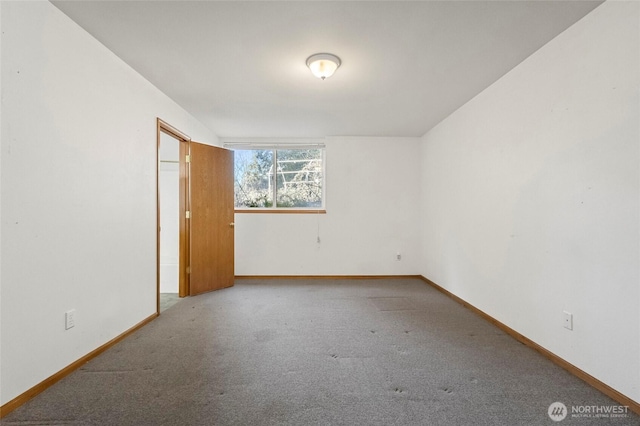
[3,278,638,425]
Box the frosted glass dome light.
[306,53,341,80]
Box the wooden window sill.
[235,209,326,214]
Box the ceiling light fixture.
[306,53,341,80]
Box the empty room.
[1,0,638,424]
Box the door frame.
[156,118,191,314]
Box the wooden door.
[189,142,235,295]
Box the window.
[229,145,325,211]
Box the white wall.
[0,1,218,405]
[419,0,639,403]
[235,136,421,276]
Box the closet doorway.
[157,119,190,313]
[156,119,235,314]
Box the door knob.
[230,222,235,228]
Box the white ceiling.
[52,0,602,138]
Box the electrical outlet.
[65,309,76,330]
[563,311,573,330]
[396,252,401,261]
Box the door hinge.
[185,154,191,163]
[186,210,191,219]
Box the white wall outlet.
[563,311,573,330]
[65,309,76,330]
[396,252,401,261]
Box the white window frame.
[223,140,326,213]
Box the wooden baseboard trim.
[417,275,640,415]
[0,313,157,418]
[236,275,422,280]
